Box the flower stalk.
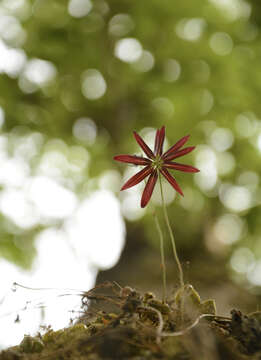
[153,211,167,303]
[159,174,184,289]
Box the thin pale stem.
[158,174,184,289]
[153,212,167,303]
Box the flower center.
[151,156,163,171]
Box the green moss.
[42,323,88,346]
[0,283,259,360]
[19,336,44,354]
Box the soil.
[1,282,261,360]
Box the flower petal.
[154,126,165,156]
[163,146,195,161]
[141,170,158,208]
[163,135,190,159]
[133,131,155,159]
[158,126,165,155]
[121,165,152,191]
[163,161,199,173]
[160,168,184,196]
[114,155,151,166]
[154,129,160,155]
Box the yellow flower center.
[151,156,163,171]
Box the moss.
[42,323,88,347]
[19,336,44,354]
[0,282,260,360]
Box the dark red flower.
[114,126,199,208]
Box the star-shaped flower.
[114,126,199,208]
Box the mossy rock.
[0,283,260,360]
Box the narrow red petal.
[121,165,152,191]
[154,129,160,155]
[114,155,151,166]
[160,168,184,196]
[163,146,195,161]
[163,135,190,159]
[163,161,199,173]
[157,126,165,156]
[141,170,158,208]
[133,131,155,159]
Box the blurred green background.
[0,0,261,314]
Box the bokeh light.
[114,38,143,63]
[163,59,181,82]
[209,32,234,56]
[0,127,125,348]
[73,118,97,145]
[209,0,251,21]
[195,146,217,192]
[219,184,252,213]
[81,69,107,100]
[132,50,154,73]
[210,128,234,152]
[175,18,206,42]
[68,0,92,18]
[0,39,26,77]
[108,14,135,37]
[213,213,245,245]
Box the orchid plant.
[114,126,199,302]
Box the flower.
[114,126,199,208]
